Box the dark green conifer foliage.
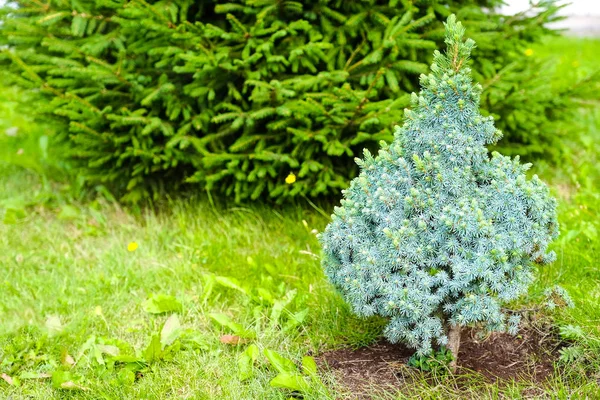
[0,1,596,202]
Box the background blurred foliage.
[0,0,598,203]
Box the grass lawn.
[0,37,599,399]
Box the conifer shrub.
[319,15,560,368]
[0,1,595,202]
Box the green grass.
[0,36,599,399]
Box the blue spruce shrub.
[319,16,559,362]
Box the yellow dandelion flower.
[524,48,534,57]
[127,241,138,252]
[285,173,296,184]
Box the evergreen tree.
[319,15,559,370]
[0,1,596,202]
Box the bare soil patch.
[317,327,560,398]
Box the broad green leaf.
[52,370,86,390]
[263,263,278,276]
[143,335,162,363]
[180,329,210,350]
[160,314,182,348]
[142,294,182,314]
[93,345,104,365]
[269,372,311,392]
[256,287,275,304]
[269,289,297,327]
[161,341,181,361]
[201,274,215,303]
[238,344,259,381]
[76,336,96,361]
[209,313,255,338]
[215,276,249,295]
[301,356,318,377]
[285,308,309,331]
[117,368,135,385]
[263,349,297,374]
[57,205,80,220]
[3,207,27,224]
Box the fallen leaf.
[45,315,63,335]
[63,353,76,367]
[97,344,120,357]
[160,314,182,348]
[1,373,13,385]
[19,372,51,379]
[219,335,247,345]
[5,126,18,136]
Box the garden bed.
[317,326,561,398]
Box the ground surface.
[0,37,599,399]
[318,326,560,399]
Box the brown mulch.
[316,327,561,398]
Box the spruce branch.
[350,68,385,121]
[347,12,435,74]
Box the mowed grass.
[1,37,599,399]
[0,185,338,398]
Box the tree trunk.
[447,324,461,373]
